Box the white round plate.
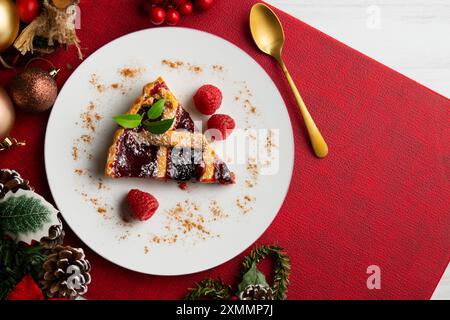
[45,28,294,275]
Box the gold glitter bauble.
[10,67,58,112]
[0,0,20,52]
[0,86,15,139]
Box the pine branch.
[184,278,232,300]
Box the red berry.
[194,85,222,115]
[172,0,187,5]
[16,0,40,24]
[178,2,193,15]
[165,8,181,25]
[149,0,164,4]
[150,6,166,25]
[207,114,236,141]
[127,189,159,221]
[196,0,214,11]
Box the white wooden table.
[266,0,450,300]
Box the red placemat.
[0,1,449,300]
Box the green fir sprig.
[184,278,232,300]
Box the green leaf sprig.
[147,99,166,120]
[143,118,175,134]
[112,114,143,129]
[112,99,173,134]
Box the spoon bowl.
[250,3,285,59]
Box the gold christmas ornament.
[0,86,15,138]
[0,86,25,151]
[10,67,59,112]
[0,0,20,52]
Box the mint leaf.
[143,118,175,134]
[147,99,166,120]
[238,263,269,292]
[112,114,143,129]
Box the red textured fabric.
[1,1,449,300]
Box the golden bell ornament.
[0,0,20,52]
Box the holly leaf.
[143,118,175,134]
[238,263,269,292]
[0,189,60,245]
[112,114,143,129]
[147,99,166,120]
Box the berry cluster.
[194,85,236,141]
[144,0,215,26]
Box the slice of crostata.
[105,77,235,184]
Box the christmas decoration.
[196,0,214,11]
[240,245,290,300]
[238,284,274,300]
[40,218,65,250]
[52,0,77,10]
[237,262,270,293]
[0,86,15,141]
[0,86,25,151]
[7,274,44,300]
[0,169,31,199]
[0,237,47,299]
[165,8,181,26]
[178,2,193,16]
[13,0,82,59]
[0,170,91,300]
[145,0,214,26]
[0,189,61,245]
[10,66,59,112]
[149,6,166,25]
[16,0,41,24]
[40,245,91,299]
[0,0,20,52]
[185,278,232,300]
[185,245,291,300]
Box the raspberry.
[127,189,159,221]
[194,85,222,115]
[206,114,236,141]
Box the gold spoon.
[250,3,329,158]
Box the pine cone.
[40,245,91,299]
[238,284,275,300]
[40,218,65,250]
[0,169,31,199]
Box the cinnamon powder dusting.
[162,59,203,74]
[149,199,229,245]
[245,158,260,188]
[212,65,225,72]
[119,67,144,78]
[72,146,78,161]
[236,195,255,214]
[89,74,106,93]
[80,102,102,132]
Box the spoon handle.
[278,59,329,158]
